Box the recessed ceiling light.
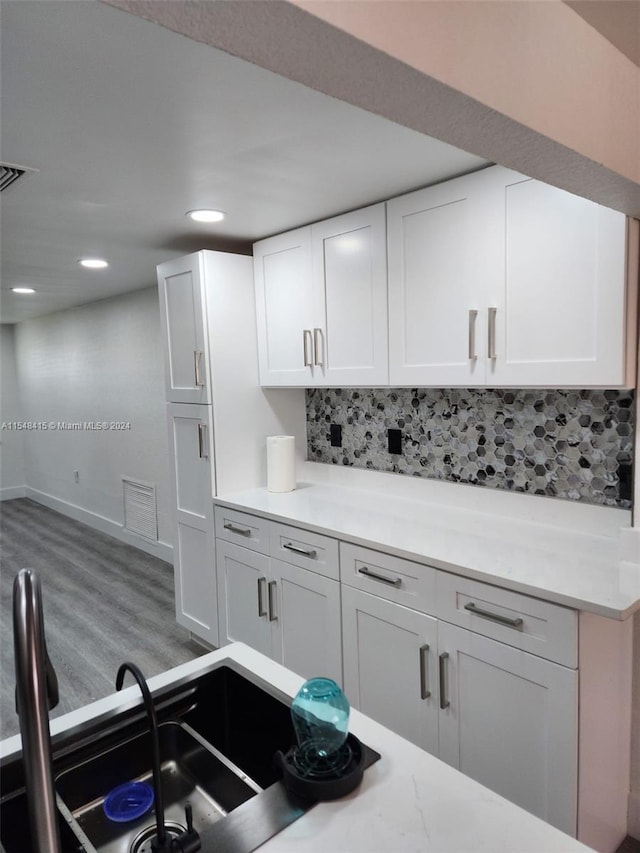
[12,287,35,294]
[79,258,109,269]
[186,209,225,223]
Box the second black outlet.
[330,424,342,447]
[388,428,402,455]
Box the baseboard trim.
[24,488,173,563]
[1,486,27,501]
[628,790,640,840]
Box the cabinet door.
[253,227,315,386]
[158,253,211,404]
[311,204,388,386]
[216,539,272,656]
[437,621,577,835]
[270,559,342,684]
[487,170,629,387]
[342,586,438,754]
[167,403,217,645]
[387,171,489,386]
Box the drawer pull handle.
[464,602,523,629]
[488,307,497,360]
[197,422,209,459]
[468,309,478,361]
[303,329,313,367]
[283,542,317,559]
[419,644,430,700]
[313,327,324,367]
[223,522,251,537]
[257,577,267,617]
[268,581,277,622]
[439,652,450,710]
[194,349,205,387]
[357,567,402,587]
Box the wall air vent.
[123,478,158,542]
[0,162,38,193]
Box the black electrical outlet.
[330,424,342,448]
[618,462,632,503]
[388,428,402,455]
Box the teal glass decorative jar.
[291,677,350,766]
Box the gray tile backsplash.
[306,388,634,508]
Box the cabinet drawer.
[269,523,339,580]
[214,507,269,555]
[436,572,577,667]
[340,543,437,614]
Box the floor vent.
[0,162,37,193]
[123,479,158,542]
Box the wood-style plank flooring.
[0,498,205,741]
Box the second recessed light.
[79,258,109,269]
[186,209,225,223]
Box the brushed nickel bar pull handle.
[223,522,251,536]
[313,327,324,366]
[283,542,317,559]
[464,602,524,629]
[468,309,478,361]
[197,423,208,459]
[357,567,402,587]
[419,644,431,700]
[268,581,277,622]
[488,307,497,359]
[257,578,267,617]
[194,349,204,387]
[303,330,313,367]
[439,652,450,709]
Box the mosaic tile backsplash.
[306,388,635,508]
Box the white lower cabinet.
[167,403,218,646]
[437,620,577,836]
[216,538,342,683]
[214,509,584,839]
[271,558,342,684]
[341,584,577,836]
[216,540,272,656]
[341,585,438,754]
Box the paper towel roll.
[267,435,296,493]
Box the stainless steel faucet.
[13,568,62,853]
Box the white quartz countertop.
[0,644,595,853]
[214,475,640,619]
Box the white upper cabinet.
[254,228,315,386]
[388,165,635,388]
[158,252,211,404]
[489,171,630,386]
[255,166,635,389]
[254,204,388,386]
[387,169,489,386]
[312,204,388,386]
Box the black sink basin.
[0,661,306,853]
[1,660,379,853]
[55,721,261,853]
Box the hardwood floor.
[0,498,205,741]
[617,837,640,853]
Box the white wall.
[0,324,26,499]
[630,611,640,839]
[107,0,640,214]
[14,287,172,559]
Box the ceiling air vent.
[0,162,38,193]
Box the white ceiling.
[0,1,488,324]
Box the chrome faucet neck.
[13,568,62,853]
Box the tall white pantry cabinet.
[157,250,305,646]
